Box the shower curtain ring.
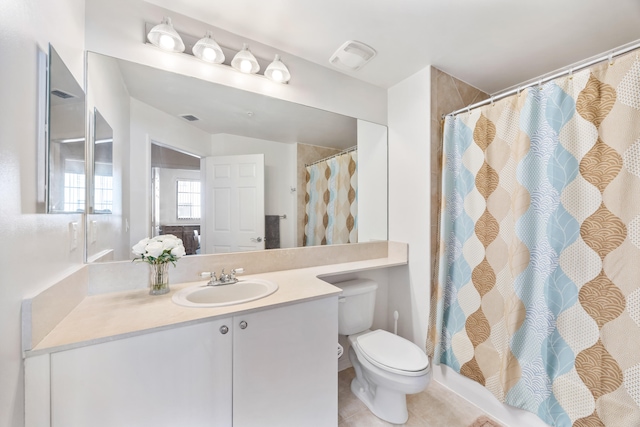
[608,52,614,66]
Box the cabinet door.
[233,297,338,427]
[51,319,232,427]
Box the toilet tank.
[335,279,378,335]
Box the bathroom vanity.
[48,297,336,427]
[23,241,408,427]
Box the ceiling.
[144,0,640,94]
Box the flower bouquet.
[132,234,186,295]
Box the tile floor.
[338,368,502,427]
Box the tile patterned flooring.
[338,368,502,427]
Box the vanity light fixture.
[231,43,260,74]
[145,19,291,83]
[147,17,185,53]
[264,54,291,83]
[192,31,225,64]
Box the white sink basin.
[172,279,278,308]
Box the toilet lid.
[356,330,429,373]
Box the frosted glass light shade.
[147,17,185,53]
[265,54,291,83]
[231,43,260,74]
[192,31,225,64]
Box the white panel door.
[50,319,233,427]
[204,154,265,253]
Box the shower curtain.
[304,150,357,246]
[429,50,640,427]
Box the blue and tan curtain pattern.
[304,151,357,246]
[429,51,640,427]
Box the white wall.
[210,134,296,249]
[86,52,132,262]
[0,0,85,426]
[84,0,387,125]
[387,67,432,348]
[129,98,212,251]
[357,120,388,243]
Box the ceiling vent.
[329,40,377,71]
[51,88,76,99]
[180,114,200,122]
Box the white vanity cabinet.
[50,317,233,427]
[34,296,337,427]
[232,296,338,427]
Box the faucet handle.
[200,271,217,283]
[230,268,244,280]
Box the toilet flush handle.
[338,297,346,303]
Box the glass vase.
[149,262,170,295]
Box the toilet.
[337,278,431,424]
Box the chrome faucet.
[201,268,244,286]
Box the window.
[177,180,201,219]
[63,172,85,212]
[94,174,113,213]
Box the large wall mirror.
[47,46,86,213]
[86,52,387,262]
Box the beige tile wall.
[430,68,489,286]
[296,143,342,246]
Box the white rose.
[162,239,178,250]
[145,241,164,258]
[132,238,150,256]
[171,245,186,258]
[154,234,179,242]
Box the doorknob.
[250,237,263,243]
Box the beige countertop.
[28,255,406,356]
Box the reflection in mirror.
[86,52,387,262]
[151,143,202,256]
[48,45,85,213]
[92,109,113,214]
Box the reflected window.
[94,173,113,213]
[63,172,85,212]
[176,180,201,219]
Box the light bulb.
[271,69,284,82]
[159,34,176,50]
[231,43,259,74]
[264,54,291,83]
[240,59,252,73]
[202,47,215,61]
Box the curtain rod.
[447,38,640,118]
[305,145,357,167]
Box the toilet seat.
[356,330,429,377]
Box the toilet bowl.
[336,279,431,424]
[348,330,431,424]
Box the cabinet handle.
[239,320,248,329]
[219,325,229,334]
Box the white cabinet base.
[233,298,338,427]
[50,320,232,427]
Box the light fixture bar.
[144,21,291,84]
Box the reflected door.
[204,154,265,253]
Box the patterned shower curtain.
[304,151,357,246]
[429,50,640,427]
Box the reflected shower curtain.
[304,151,357,246]
[429,51,640,427]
